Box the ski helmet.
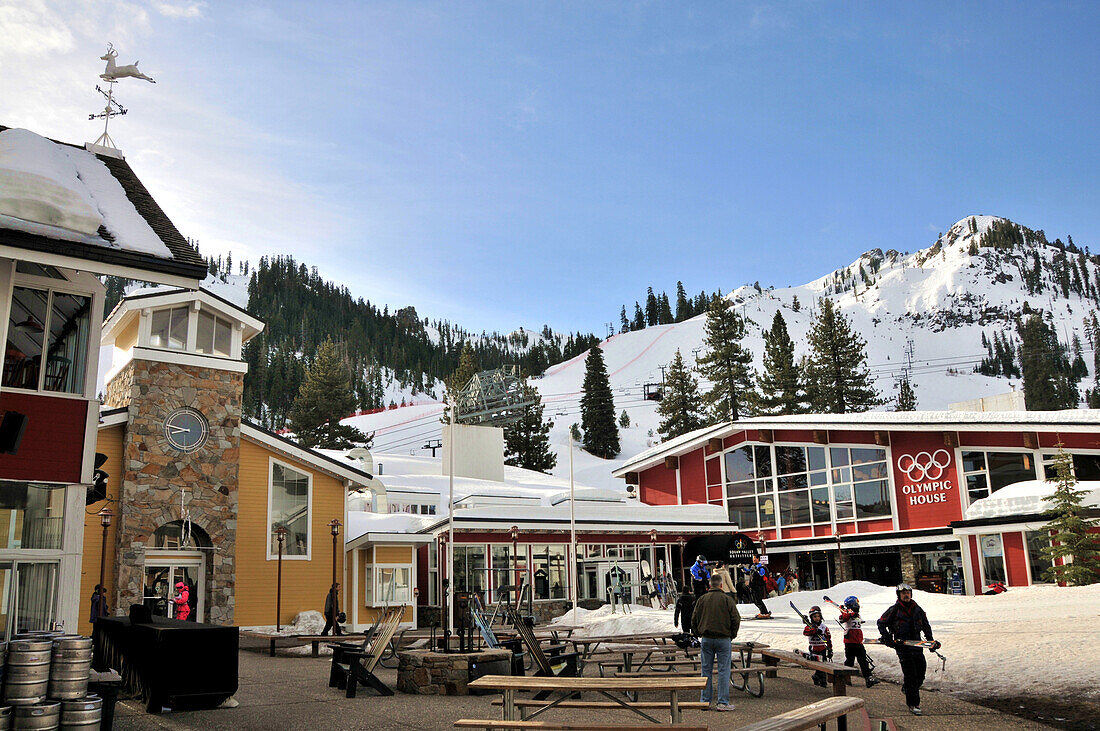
[844,595,859,610]
[896,583,913,597]
[696,555,707,563]
[808,605,823,620]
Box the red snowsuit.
[173,587,190,621]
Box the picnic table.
[757,649,860,699]
[568,633,679,662]
[468,675,707,725]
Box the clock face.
[163,408,209,453]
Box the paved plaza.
[107,641,1062,730]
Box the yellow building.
[80,287,379,635]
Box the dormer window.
[196,310,232,357]
[149,306,188,350]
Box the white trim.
[768,530,957,553]
[959,534,977,596]
[101,288,263,345]
[129,346,249,374]
[266,456,313,561]
[242,424,373,487]
[98,410,128,428]
[345,533,432,551]
[351,545,359,629]
[0,244,202,289]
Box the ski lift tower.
[443,366,537,647]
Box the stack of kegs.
[0,633,102,730]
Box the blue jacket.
[690,562,710,582]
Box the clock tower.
[100,287,264,624]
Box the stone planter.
[396,649,512,695]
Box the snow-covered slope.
[349,215,1100,490]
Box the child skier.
[838,595,878,687]
[802,605,832,687]
[674,585,696,634]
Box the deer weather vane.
[89,43,155,151]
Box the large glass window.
[532,544,567,599]
[453,545,488,597]
[979,534,1006,584]
[149,306,189,350]
[962,451,1036,503]
[0,483,66,550]
[3,286,90,394]
[196,310,232,357]
[719,445,775,529]
[1025,531,1053,583]
[773,445,828,526]
[831,447,889,520]
[376,566,411,603]
[268,461,310,556]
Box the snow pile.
[0,128,172,258]
[0,128,102,235]
[965,479,1100,520]
[241,609,326,636]
[555,581,1100,702]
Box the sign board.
[758,555,769,565]
[727,533,757,564]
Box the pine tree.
[791,295,801,313]
[569,423,582,443]
[620,306,630,334]
[444,343,480,422]
[658,292,673,324]
[804,298,880,413]
[756,310,806,415]
[656,350,706,440]
[645,288,658,327]
[288,339,370,448]
[896,378,917,411]
[632,303,645,331]
[504,384,557,473]
[619,410,631,429]
[697,296,757,421]
[580,347,620,458]
[1018,314,1079,410]
[1040,447,1100,585]
[675,281,690,322]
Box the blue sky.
[4,2,1099,333]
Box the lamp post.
[275,525,287,631]
[97,507,113,613]
[329,518,342,627]
[677,536,687,588]
[510,525,519,595]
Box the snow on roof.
[616,410,1100,475]
[125,273,251,311]
[346,511,435,537]
[0,128,171,258]
[963,479,1100,521]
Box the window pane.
[270,462,309,555]
[811,488,831,523]
[43,292,89,394]
[168,307,188,349]
[727,496,757,529]
[852,461,887,481]
[14,563,57,635]
[807,447,826,471]
[363,567,373,605]
[779,491,810,525]
[778,474,807,491]
[757,496,776,527]
[851,448,886,465]
[4,287,48,389]
[1025,531,1053,583]
[150,309,170,348]
[756,479,772,494]
[214,318,232,356]
[1072,454,1100,481]
[775,446,806,475]
[809,470,828,486]
[831,467,851,484]
[196,311,215,354]
[835,501,855,520]
[855,480,891,518]
[833,484,852,502]
[0,483,66,549]
[726,480,753,498]
[829,448,850,467]
[724,447,754,483]
[987,452,1035,492]
[980,534,1006,584]
[961,451,985,473]
[966,474,989,503]
[753,446,772,477]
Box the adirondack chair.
[328,604,406,697]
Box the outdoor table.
[468,674,707,724]
[569,632,679,660]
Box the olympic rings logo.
[896,449,951,482]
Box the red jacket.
[803,622,832,655]
[838,608,865,644]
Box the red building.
[613,412,1100,595]
[0,126,206,634]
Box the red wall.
[1003,532,1029,587]
[639,464,677,505]
[0,392,87,483]
[1037,432,1100,449]
[958,431,1027,448]
[679,450,706,504]
[890,431,965,529]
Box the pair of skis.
[817,596,948,672]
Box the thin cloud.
[151,1,206,20]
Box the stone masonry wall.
[102,360,134,410]
[109,359,243,625]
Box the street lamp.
[97,507,113,617]
[329,519,342,630]
[677,536,687,588]
[510,525,520,594]
[275,525,288,631]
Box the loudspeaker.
[0,411,27,455]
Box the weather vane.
[89,43,155,151]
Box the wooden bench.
[468,675,707,725]
[457,721,707,730]
[514,619,580,683]
[490,699,709,720]
[240,630,372,658]
[756,650,859,698]
[732,696,865,731]
[328,604,406,698]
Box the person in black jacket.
[877,583,940,716]
[321,582,344,636]
[673,586,695,634]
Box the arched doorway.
[142,521,212,622]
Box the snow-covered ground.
[552,581,1100,704]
